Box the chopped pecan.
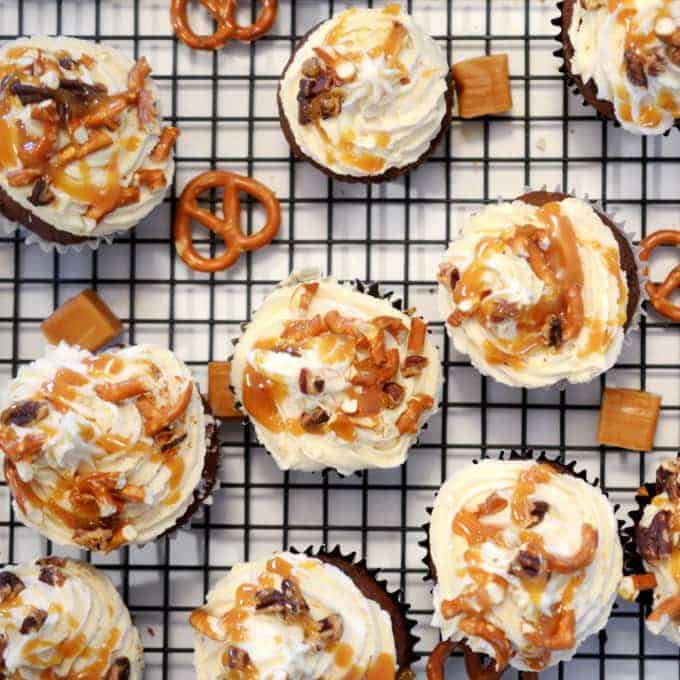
[382,381,405,408]
[39,565,66,587]
[58,77,107,98]
[401,355,429,378]
[656,460,680,500]
[299,368,324,395]
[73,526,114,552]
[224,646,251,670]
[313,613,344,648]
[20,607,48,635]
[300,407,330,431]
[254,588,289,614]
[10,81,53,105]
[29,177,55,207]
[150,126,180,162]
[528,500,549,528]
[301,57,324,79]
[0,572,24,602]
[104,657,131,680]
[1,400,48,427]
[625,49,648,88]
[510,550,544,579]
[637,509,672,563]
[547,315,563,348]
[282,578,309,615]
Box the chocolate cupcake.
[0,557,143,677]
[557,0,680,134]
[190,547,417,679]
[623,455,680,645]
[0,342,218,552]
[0,36,177,246]
[230,271,441,475]
[438,191,640,389]
[278,5,453,183]
[427,458,622,673]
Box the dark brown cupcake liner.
[228,273,441,478]
[277,20,454,184]
[552,0,680,134]
[290,544,420,673]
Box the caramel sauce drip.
[242,364,287,433]
[335,642,354,668]
[364,653,397,680]
[330,413,357,442]
[452,509,505,546]
[510,464,553,526]
[338,130,386,175]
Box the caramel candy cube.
[41,290,122,352]
[208,362,240,418]
[597,387,662,452]
[452,54,513,119]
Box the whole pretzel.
[171,0,278,50]
[640,229,680,323]
[174,170,280,273]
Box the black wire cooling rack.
[0,1,680,678]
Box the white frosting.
[568,0,680,134]
[193,552,397,680]
[430,460,622,672]
[279,6,449,177]
[0,342,209,549]
[0,558,143,679]
[0,36,173,237]
[231,272,441,475]
[438,197,629,389]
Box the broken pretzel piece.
[597,387,662,452]
[452,54,513,119]
[136,382,194,436]
[208,362,240,418]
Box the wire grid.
[0,0,679,678]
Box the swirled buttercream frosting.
[429,459,622,672]
[0,36,177,239]
[191,551,398,680]
[567,0,680,134]
[0,557,143,678]
[633,456,680,645]
[230,272,441,475]
[438,195,631,389]
[0,342,213,552]
[278,4,450,178]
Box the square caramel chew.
[41,290,122,352]
[452,54,513,119]
[208,361,240,418]
[597,387,662,452]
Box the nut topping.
[20,607,48,635]
[28,176,55,206]
[313,613,344,648]
[104,657,131,680]
[73,526,114,552]
[0,572,24,603]
[299,368,325,395]
[637,509,672,562]
[254,588,289,614]
[301,57,324,79]
[382,381,405,408]
[528,500,549,528]
[656,460,680,500]
[39,565,66,587]
[510,550,544,579]
[10,81,53,105]
[625,49,648,88]
[35,556,67,568]
[401,355,429,378]
[224,646,251,670]
[1,400,48,427]
[254,578,310,619]
[300,407,330,431]
[547,315,563,348]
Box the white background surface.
[0,0,679,677]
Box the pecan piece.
[299,368,325,395]
[29,177,55,207]
[318,91,343,119]
[383,381,405,408]
[1,400,48,427]
[39,565,66,587]
[625,49,648,88]
[224,646,251,670]
[0,572,24,602]
[281,578,309,616]
[105,657,131,680]
[637,509,672,562]
[313,613,344,648]
[510,550,544,579]
[401,355,429,378]
[58,56,76,70]
[73,526,114,552]
[10,82,53,105]
[58,77,107,98]
[35,556,67,568]
[300,407,330,431]
[302,57,324,79]
[527,500,549,528]
[254,588,289,614]
[547,315,563,348]
[20,607,48,635]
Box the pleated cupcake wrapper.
[289,544,420,672]
[551,1,680,135]
[419,449,624,667]
[621,481,660,611]
[0,213,116,254]
[227,268,443,477]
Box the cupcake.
[428,458,622,673]
[190,548,416,679]
[558,0,680,134]
[0,36,177,246]
[0,557,143,677]
[0,342,218,552]
[625,455,680,645]
[278,4,453,183]
[230,272,441,475]
[438,190,640,389]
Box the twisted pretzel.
[174,170,280,273]
[171,0,278,50]
[640,229,680,323]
